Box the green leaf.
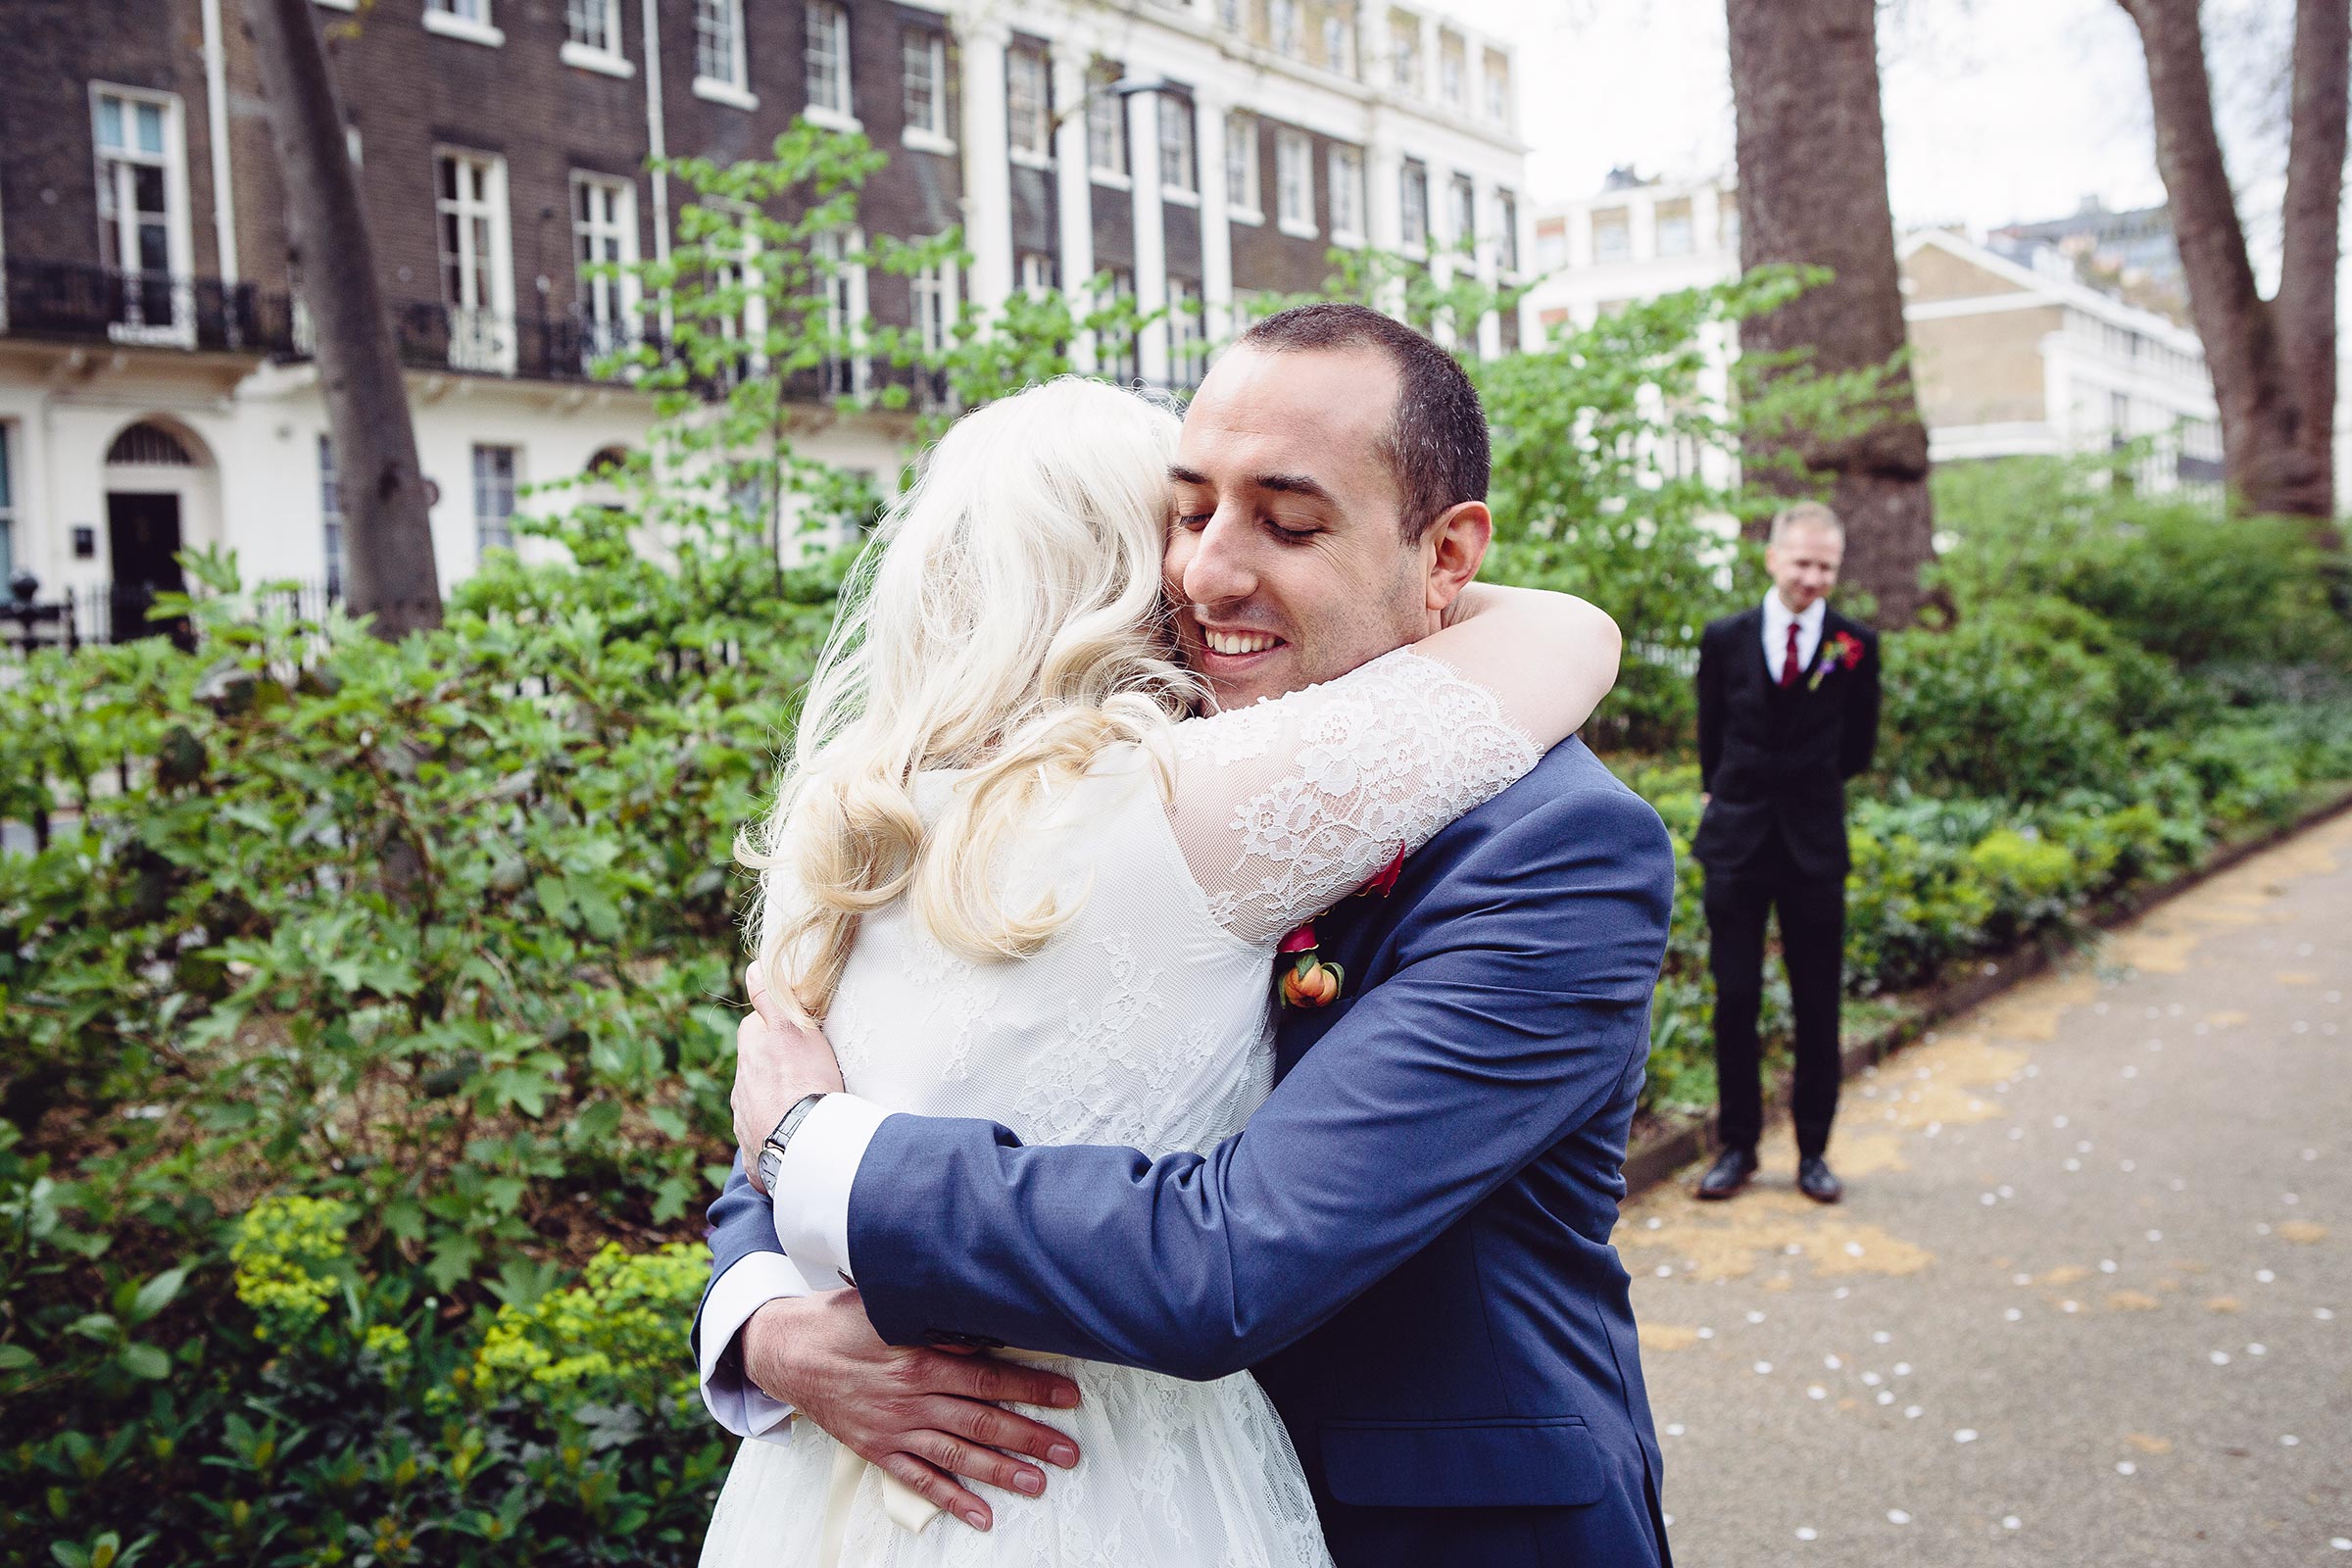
[0,1344,37,1372]
[119,1343,172,1380]
[534,873,575,926]
[425,1234,482,1293]
[128,1267,187,1325]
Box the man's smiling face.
[1165,344,1442,709]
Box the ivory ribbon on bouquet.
[813,1348,1069,1565]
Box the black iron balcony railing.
[2,257,298,355]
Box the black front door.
[106,491,186,644]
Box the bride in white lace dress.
[700,377,1619,1568]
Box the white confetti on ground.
[1666,1423,1685,1437]
[2003,1516,2022,1530]
[2247,1344,2267,1356]
[1954,1429,1979,1444]
[1795,1527,1817,1542]
[1747,1310,1767,1325]
[1807,1385,1828,1400]
[1887,1509,1911,1525]
[2117,1461,2137,1476]
[2005,1307,2025,1322]
[1904,1405,1923,1419]
[1754,1361,1774,1375]
[2211,1350,2231,1366]
[2281,1435,2300,1446]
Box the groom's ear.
[1422,501,1493,615]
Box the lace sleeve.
[1166,646,1542,947]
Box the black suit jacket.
[1692,605,1881,879]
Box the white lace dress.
[700,647,1544,1568]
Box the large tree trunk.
[2122,0,2344,525]
[241,0,442,637]
[1726,0,1936,626]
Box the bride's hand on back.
[733,965,848,1191]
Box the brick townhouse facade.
[0,0,1528,637]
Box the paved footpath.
[1627,809,2352,1565]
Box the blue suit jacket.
[700,739,1676,1568]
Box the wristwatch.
[756,1092,828,1194]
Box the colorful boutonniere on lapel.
[1277,922,1343,1008]
[1807,631,1866,691]
[1277,846,1407,1008]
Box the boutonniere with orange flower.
[1807,631,1866,691]
[1277,922,1343,1008]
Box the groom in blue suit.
[698,305,1676,1566]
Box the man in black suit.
[1692,502,1881,1203]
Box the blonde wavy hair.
[740,377,1198,1021]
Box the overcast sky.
[1450,0,2298,270]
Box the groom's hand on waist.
[744,1291,1084,1533]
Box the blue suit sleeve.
[846,783,1675,1382]
[692,1153,786,1362]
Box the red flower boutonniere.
[1360,843,1407,899]
[1807,631,1866,691]
[1277,921,1344,1009]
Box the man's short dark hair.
[1237,302,1490,543]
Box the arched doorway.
[102,416,215,644]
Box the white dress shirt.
[1760,591,1826,684]
[694,1094,897,1438]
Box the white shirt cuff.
[772,1093,892,1287]
[697,1251,813,1443]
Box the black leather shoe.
[1797,1155,1844,1204]
[1696,1147,1758,1200]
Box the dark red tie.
[1780,622,1801,688]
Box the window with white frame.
[1006,47,1051,162]
[1718,190,1740,252]
[909,255,956,356]
[1438,32,1464,106]
[902,27,949,144]
[1271,0,1300,55]
[565,0,618,53]
[318,434,345,596]
[1102,269,1137,383]
[694,0,749,93]
[1219,0,1242,31]
[429,0,492,24]
[1017,251,1055,298]
[811,228,862,397]
[473,444,518,556]
[1535,219,1566,272]
[1448,172,1475,247]
[1494,187,1519,272]
[1398,158,1429,250]
[0,425,15,586]
[92,87,188,335]
[805,0,854,122]
[1225,112,1260,217]
[1168,278,1205,388]
[1322,14,1353,74]
[1388,12,1420,92]
[1275,128,1313,234]
[1482,50,1509,122]
[1591,205,1629,263]
[435,149,514,371]
[1087,64,1127,178]
[571,172,639,361]
[1158,96,1196,196]
[1327,145,1363,241]
[1654,196,1692,256]
[704,200,764,354]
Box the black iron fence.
[4,575,341,658]
[2,258,299,356]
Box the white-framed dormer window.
[424,0,504,46]
[1483,49,1510,124]
[1275,128,1314,238]
[1225,111,1261,221]
[1327,145,1364,244]
[1006,46,1051,165]
[571,172,640,366]
[1087,64,1128,183]
[435,147,515,373]
[1158,96,1197,200]
[1272,0,1301,56]
[92,86,194,343]
[1438,31,1465,107]
[693,0,756,108]
[1322,15,1354,75]
[902,27,953,153]
[562,0,629,72]
[1397,158,1429,251]
[805,0,857,128]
